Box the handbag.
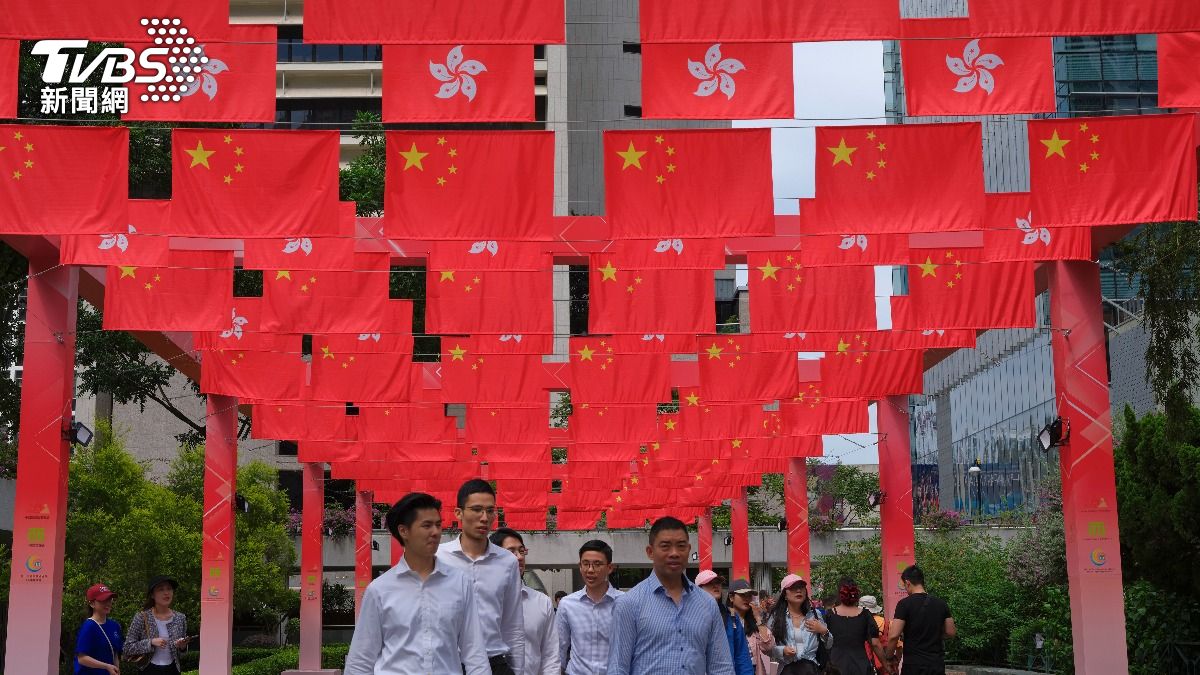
[125,610,156,667]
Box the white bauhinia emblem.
[283,237,313,256]
[1016,211,1051,246]
[654,239,685,255]
[641,334,666,342]
[499,334,524,343]
[782,332,807,340]
[838,234,869,252]
[219,308,249,340]
[922,329,947,337]
[469,240,499,256]
[947,39,1003,95]
[430,46,487,102]
[175,45,229,101]
[688,44,745,100]
[358,333,381,342]
[99,225,137,253]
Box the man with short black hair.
[557,538,623,674]
[439,479,526,675]
[607,516,735,675]
[345,492,490,675]
[490,527,559,675]
[886,565,956,675]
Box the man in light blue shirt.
[558,539,623,674]
[606,516,735,675]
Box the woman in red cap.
[75,583,124,675]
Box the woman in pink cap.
[767,574,831,675]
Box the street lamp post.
[967,460,982,520]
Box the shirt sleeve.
[707,605,736,675]
[500,559,526,674]
[75,620,96,657]
[343,585,383,675]
[894,597,910,623]
[460,578,493,675]
[732,618,755,675]
[606,595,636,675]
[541,598,561,675]
[123,612,151,656]
[556,599,571,670]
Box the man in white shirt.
[344,492,490,675]
[557,539,624,674]
[490,527,560,675]
[438,479,526,675]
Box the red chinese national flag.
[588,256,716,334]
[571,405,658,443]
[0,125,127,235]
[1028,114,1197,227]
[103,250,232,331]
[747,253,878,333]
[439,337,544,404]
[426,267,553,336]
[982,193,1091,262]
[901,34,1054,116]
[817,347,923,399]
[0,41,16,119]
[896,247,1035,330]
[807,122,984,233]
[310,334,412,403]
[569,338,671,404]
[697,335,799,402]
[967,0,1200,37]
[384,44,534,122]
[781,393,870,436]
[640,0,901,42]
[385,131,554,240]
[201,349,307,402]
[1158,33,1200,109]
[171,129,340,237]
[0,2,231,41]
[124,25,276,122]
[252,402,355,442]
[641,42,793,120]
[466,406,549,445]
[303,0,564,44]
[604,129,774,238]
[359,404,456,443]
[261,253,391,333]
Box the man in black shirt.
[885,565,956,675]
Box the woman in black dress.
[823,577,891,675]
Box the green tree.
[339,112,386,216]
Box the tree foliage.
[339,112,386,216]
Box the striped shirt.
[557,584,624,674]
[606,572,735,675]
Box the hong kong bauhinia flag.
[303,0,564,44]
[1158,33,1200,109]
[124,25,277,123]
[604,129,774,238]
[901,35,1055,116]
[171,129,341,236]
[806,122,985,232]
[0,2,231,41]
[0,125,128,234]
[103,250,233,331]
[1028,114,1197,227]
[384,44,534,122]
[641,42,793,119]
[59,201,171,267]
[982,193,1091,262]
[385,131,554,240]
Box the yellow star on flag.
[118,266,137,279]
[577,345,595,361]
[439,270,456,282]
[917,257,939,278]
[836,339,850,355]
[616,141,647,170]
[1040,130,1071,159]
[757,259,781,281]
[186,140,216,169]
[828,138,857,166]
[598,261,618,282]
[320,345,335,359]
[705,343,724,360]
[684,392,700,406]
[399,143,429,171]
[448,344,467,361]
[276,270,291,281]
[664,418,678,431]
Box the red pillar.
[877,396,916,618]
[299,463,325,670]
[3,259,77,675]
[697,510,713,570]
[1048,260,1129,674]
[731,488,751,582]
[785,458,812,580]
[354,489,374,618]
[200,395,238,675]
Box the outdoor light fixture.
[690,552,698,562]
[371,540,380,551]
[235,493,250,513]
[64,420,93,447]
[776,517,787,532]
[1038,417,1069,452]
[723,535,733,546]
[867,491,886,509]
[968,460,983,520]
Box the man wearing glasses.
[490,527,560,675]
[439,479,526,675]
[557,539,623,674]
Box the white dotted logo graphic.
[138,17,216,104]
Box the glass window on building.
[1055,35,1160,116]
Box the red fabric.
[502,510,547,530]
[967,0,1200,37]
[880,322,977,350]
[384,44,534,122]
[261,253,391,333]
[200,349,307,402]
[171,129,341,237]
[310,334,413,403]
[303,0,565,44]
[466,406,549,445]
[554,510,601,530]
[1159,33,1200,109]
[385,131,554,240]
[0,125,127,234]
[897,247,1035,330]
[193,298,301,353]
[747,252,878,332]
[0,1,231,40]
[818,349,923,399]
[334,460,475,480]
[588,257,716,334]
[806,122,985,233]
[439,337,545,404]
[124,25,275,122]
[641,42,793,120]
[252,402,355,441]
[982,193,1092,262]
[697,334,799,402]
[602,333,698,354]
[604,129,774,238]
[781,397,870,435]
[358,404,456,443]
[0,40,16,119]
[103,250,232,331]
[639,0,901,42]
[461,333,555,355]
[1028,114,1198,227]
[426,267,553,336]
[427,240,550,271]
[800,233,908,267]
[569,338,672,404]
[60,225,170,268]
[606,238,726,270]
[571,405,659,443]
[243,236,358,271]
[901,33,1055,116]
[473,444,551,464]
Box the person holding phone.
[123,576,192,673]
